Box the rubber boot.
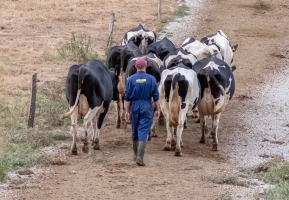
[132,140,138,161]
[136,141,146,166]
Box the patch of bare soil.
[1,0,289,199]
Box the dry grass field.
[1,0,289,199]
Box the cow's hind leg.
[158,111,165,127]
[150,119,157,137]
[113,100,121,129]
[70,107,78,155]
[92,105,109,150]
[211,113,221,151]
[174,124,184,157]
[120,96,127,129]
[91,116,100,150]
[164,122,174,151]
[83,104,104,151]
[199,112,206,144]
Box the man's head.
[135,57,147,71]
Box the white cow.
[181,38,222,61]
[200,30,238,68]
[159,65,200,156]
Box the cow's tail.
[60,89,81,120]
[169,82,180,127]
[208,73,227,115]
[60,68,86,120]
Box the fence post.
[158,0,162,21]
[105,12,116,55]
[28,73,37,128]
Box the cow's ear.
[232,44,238,52]
[230,66,236,72]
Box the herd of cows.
[60,24,238,156]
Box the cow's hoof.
[71,150,78,155]
[93,144,100,150]
[82,145,89,154]
[148,135,152,141]
[199,139,205,143]
[211,143,218,151]
[116,124,120,129]
[195,118,200,123]
[120,121,127,129]
[184,125,187,129]
[164,146,171,151]
[174,150,182,157]
[151,134,158,137]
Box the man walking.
[124,57,160,166]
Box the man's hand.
[125,111,131,122]
[154,110,160,119]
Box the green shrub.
[57,33,99,62]
[264,162,289,184]
[264,182,289,200]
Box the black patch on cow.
[120,41,143,72]
[181,38,196,47]
[164,48,195,69]
[127,35,143,47]
[106,45,124,76]
[172,73,189,109]
[192,80,201,110]
[164,75,173,102]
[146,37,176,60]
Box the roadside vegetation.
[262,161,289,199]
[0,81,69,181]
[156,4,190,34]
[235,156,289,200]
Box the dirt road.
[2,0,289,199]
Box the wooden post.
[105,12,116,55]
[158,0,162,21]
[28,73,37,128]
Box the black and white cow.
[193,56,235,151]
[159,64,200,156]
[121,24,156,53]
[60,60,118,155]
[181,37,222,61]
[123,53,163,137]
[163,48,198,69]
[200,30,238,68]
[111,41,144,129]
[146,37,176,60]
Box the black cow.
[110,41,143,129]
[193,56,235,151]
[121,24,156,53]
[146,37,176,60]
[200,30,238,68]
[60,60,118,155]
[106,45,125,76]
[120,41,143,73]
[163,48,198,69]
